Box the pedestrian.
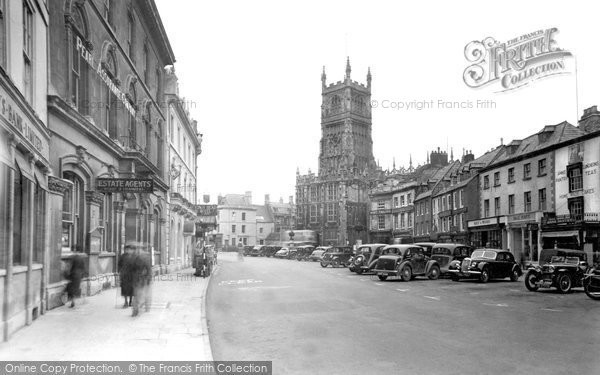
[65,252,85,308]
[119,245,135,308]
[131,245,153,317]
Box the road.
[207,252,600,375]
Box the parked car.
[372,244,441,281]
[274,248,289,258]
[430,244,473,275]
[524,248,588,293]
[250,245,266,257]
[263,246,281,257]
[447,249,522,283]
[414,242,437,257]
[296,245,315,261]
[243,245,254,256]
[349,243,388,274]
[309,246,331,262]
[320,246,354,268]
[287,247,299,259]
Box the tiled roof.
[254,205,274,222]
[220,194,252,207]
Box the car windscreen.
[432,247,451,255]
[470,250,496,260]
[358,247,372,254]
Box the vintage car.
[296,245,315,261]
[372,244,441,281]
[263,246,281,257]
[287,247,299,259]
[524,248,588,293]
[414,242,437,257]
[320,246,354,268]
[349,243,388,274]
[242,245,254,256]
[309,246,331,262]
[430,244,473,274]
[583,267,600,300]
[274,247,290,258]
[447,249,522,283]
[250,245,266,257]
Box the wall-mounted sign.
[197,204,218,216]
[96,178,153,193]
[468,217,499,228]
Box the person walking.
[65,253,85,308]
[131,246,153,317]
[119,245,135,308]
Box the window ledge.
[98,252,116,257]
[508,180,515,184]
[523,177,532,181]
[12,265,28,274]
[538,173,547,177]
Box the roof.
[253,205,274,222]
[485,122,586,170]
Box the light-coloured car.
[274,248,289,258]
[309,246,331,262]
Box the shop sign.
[468,217,498,228]
[197,204,218,216]
[96,178,153,193]
[507,212,537,223]
[0,86,45,155]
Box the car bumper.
[446,269,481,278]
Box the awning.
[34,168,48,191]
[541,230,579,238]
[14,151,34,181]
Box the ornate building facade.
[295,59,379,246]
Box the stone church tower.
[318,58,377,176]
[295,58,378,246]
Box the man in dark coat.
[66,253,85,308]
[119,245,135,308]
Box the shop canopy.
[541,230,579,238]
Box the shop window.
[567,164,583,192]
[13,164,24,264]
[508,167,515,183]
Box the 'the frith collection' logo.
[463,28,572,92]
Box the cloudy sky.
[155,0,599,205]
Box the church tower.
[319,58,376,176]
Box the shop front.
[468,217,504,249]
[542,213,600,265]
[504,212,543,265]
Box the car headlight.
[548,266,555,273]
[355,257,363,265]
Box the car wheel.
[524,271,539,291]
[378,275,388,281]
[332,260,339,268]
[480,268,490,283]
[400,266,412,282]
[557,274,572,293]
[428,265,440,280]
[510,269,520,282]
[320,262,327,268]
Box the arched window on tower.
[104,48,118,138]
[70,5,89,114]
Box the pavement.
[208,253,600,375]
[0,267,214,361]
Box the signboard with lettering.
[197,204,218,216]
[96,178,154,193]
[507,212,537,223]
[467,217,499,228]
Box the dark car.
[414,242,437,257]
[320,246,354,268]
[430,244,473,275]
[250,245,266,257]
[372,244,441,281]
[243,245,254,256]
[349,243,388,274]
[296,245,315,261]
[447,249,522,283]
[263,246,281,257]
[524,248,588,293]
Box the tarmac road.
[207,252,600,375]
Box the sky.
[155,0,600,205]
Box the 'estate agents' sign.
[96,178,154,193]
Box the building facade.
[217,192,257,248]
[0,0,50,341]
[46,0,175,308]
[165,69,201,270]
[473,123,585,264]
[295,59,379,246]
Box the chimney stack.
[244,191,252,205]
[265,194,270,204]
[579,105,600,133]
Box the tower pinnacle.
[321,66,327,89]
[367,67,371,89]
[345,56,351,81]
